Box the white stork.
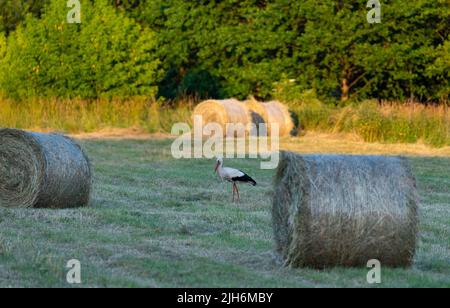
[214,157,257,202]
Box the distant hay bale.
[244,98,294,136]
[243,99,269,136]
[193,98,295,137]
[273,152,419,268]
[0,129,92,209]
[193,99,250,137]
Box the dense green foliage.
[0,0,449,101]
[0,0,160,99]
[0,32,5,59]
[126,0,449,101]
[292,0,449,102]
[0,0,48,34]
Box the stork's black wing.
[232,172,257,186]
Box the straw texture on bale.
[0,129,92,209]
[273,151,419,268]
[243,99,267,135]
[244,99,294,136]
[193,99,250,137]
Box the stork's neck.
[217,162,225,177]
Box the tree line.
[0,0,448,103]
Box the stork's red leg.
[232,183,235,202]
[235,183,240,202]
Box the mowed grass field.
[0,135,449,287]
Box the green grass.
[0,138,449,287]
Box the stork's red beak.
[214,161,220,173]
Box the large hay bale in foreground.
[0,129,92,209]
[273,152,419,268]
[244,99,294,137]
[193,99,250,137]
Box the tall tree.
[296,0,449,101]
[0,0,161,99]
[125,0,448,101]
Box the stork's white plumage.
[214,157,256,202]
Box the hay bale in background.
[193,99,250,137]
[243,99,269,136]
[273,151,419,268]
[244,98,294,137]
[0,129,92,209]
[193,98,295,137]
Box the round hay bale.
[244,98,294,137]
[193,99,250,137]
[243,99,268,136]
[0,129,92,209]
[273,151,419,268]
